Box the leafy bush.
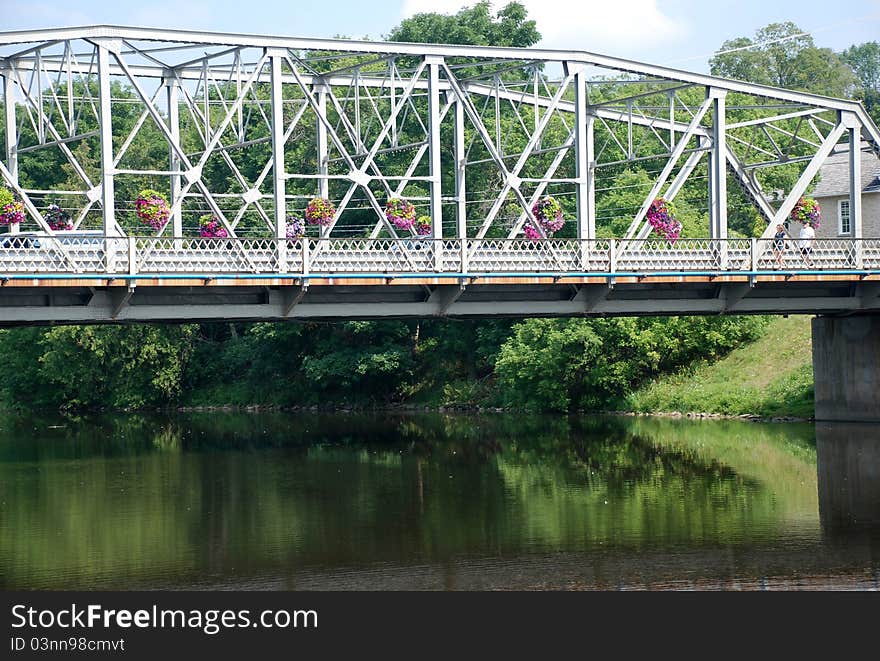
[495,316,769,412]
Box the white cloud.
[400,0,687,57]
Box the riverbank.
[1,316,813,421]
[170,316,815,421]
[626,315,814,419]
[169,403,811,423]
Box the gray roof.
[812,146,880,197]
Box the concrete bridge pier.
[812,315,880,423]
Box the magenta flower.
[135,189,171,231]
[646,198,682,242]
[385,198,416,231]
[198,214,229,238]
[0,188,25,226]
[45,204,73,231]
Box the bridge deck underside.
[1,273,877,324]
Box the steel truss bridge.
[1,25,880,323]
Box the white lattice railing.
[3,235,880,276]
[616,238,753,272]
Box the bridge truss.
[0,26,879,322]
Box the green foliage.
[0,325,197,410]
[841,41,880,123]
[627,316,814,417]
[710,22,855,97]
[494,316,769,412]
[387,1,539,48]
[0,327,58,408]
[39,325,198,408]
[302,321,416,397]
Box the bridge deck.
[1,237,878,322]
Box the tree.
[842,41,880,123]
[495,316,769,411]
[387,1,539,48]
[710,22,854,97]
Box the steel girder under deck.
[1,272,879,325]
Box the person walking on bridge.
[799,221,816,268]
[772,223,789,269]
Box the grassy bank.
[627,316,814,418]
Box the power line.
[665,12,880,66]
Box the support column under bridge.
[812,315,880,423]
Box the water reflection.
[0,412,877,590]
[817,422,880,534]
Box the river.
[1,412,878,590]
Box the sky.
[1,0,879,73]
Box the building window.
[839,199,851,235]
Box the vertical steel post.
[427,56,443,271]
[166,74,182,237]
[708,88,728,269]
[573,65,595,243]
[709,88,728,240]
[844,113,863,268]
[848,125,862,239]
[4,69,19,235]
[494,74,501,153]
[454,94,467,273]
[270,51,287,271]
[96,43,118,239]
[573,65,594,271]
[128,236,137,275]
[315,80,329,241]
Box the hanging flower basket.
[0,188,25,226]
[44,204,73,231]
[135,189,171,231]
[790,197,821,229]
[385,198,416,231]
[286,215,305,240]
[305,197,335,226]
[646,197,682,241]
[198,214,228,238]
[415,215,432,237]
[532,196,564,235]
[522,224,541,241]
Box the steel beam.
[573,65,594,241]
[270,53,286,240]
[96,43,118,237]
[166,75,182,237]
[316,80,329,199]
[0,26,870,112]
[427,57,443,270]
[848,126,862,240]
[709,89,728,240]
[453,97,467,271]
[3,69,19,235]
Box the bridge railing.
[2,236,880,276]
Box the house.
[808,145,880,238]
